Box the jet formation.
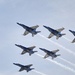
[13,22,75,73]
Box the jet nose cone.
[39,48,43,50]
[17,22,19,25]
[69,30,71,31]
[69,30,72,32]
[15,44,17,46]
[43,25,49,29]
[69,30,74,33]
[39,48,42,49]
[43,25,47,28]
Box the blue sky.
[0,0,75,75]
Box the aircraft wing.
[31,25,39,30]
[28,46,36,50]
[26,64,33,67]
[72,38,75,43]
[19,67,25,72]
[56,27,65,32]
[52,57,55,59]
[51,49,59,53]
[23,30,29,36]
[44,54,50,58]
[21,50,27,55]
[48,33,54,38]
[56,36,60,40]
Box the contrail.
[35,53,75,74]
[10,70,47,75]
[33,70,47,75]
[38,34,75,67]
[38,34,75,56]
[63,36,71,42]
[58,57,75,67]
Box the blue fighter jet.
[17,22,41,37]
[43,25,66,39]
[39,48,60,59]
[15,44,37,56]
[13,63,34,72]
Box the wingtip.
[43,56,46,59]
[17,22,19,24]
[36,25,39,27]
[13,63,16,65]
[57,49,59,51]
[71,41,75,43]
[32,46,36,48]
[47,36,51,39]
[29,64,33,66]
[34,46,36,48]
[15,44,17,46]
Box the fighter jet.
[13,63,34,72]
[69,30,75,43]
[39,48,60,59]
[15,44,37,56]
[17,22,41,37]
[43,25,66,39]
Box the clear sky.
[0,0,75,75]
